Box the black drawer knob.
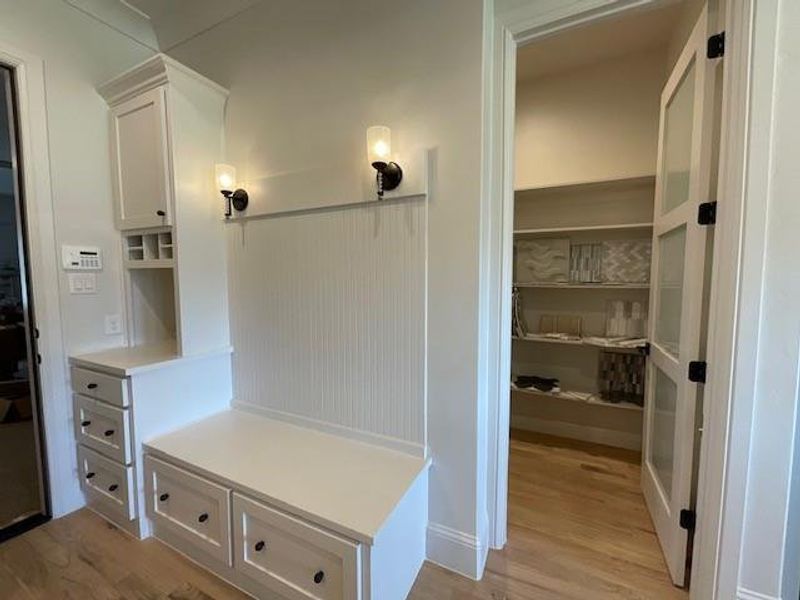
[81,420,91,427]
[313,570,325,584]
[254,540,265,552]
[104,429,115,437]
[156,210,166,216]
[87,383,98,390]
[198,513,209,523]
[159,493,169,502]
[108,484,118,492]
[85,472,95,479]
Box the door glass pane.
[656,225,686,357]
[661,61,696,214]
[652,367,678,499]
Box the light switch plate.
[68,273,97,295]
[104,314,122,335]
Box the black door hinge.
[639,342,651,357]
[707,32,725,59]
[680,509,696,530]
[698,201,717,225]
[688,361,707,383]
[36,353,42,365]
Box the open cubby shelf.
[124,230,174,267]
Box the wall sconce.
[215,163,249,218]
[367,126,403,197]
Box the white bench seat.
[143,409,429,600]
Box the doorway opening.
[0,63,50,541]
[503,1,720,595]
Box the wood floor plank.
[1,432,687,599]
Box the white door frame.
[484,0,758,598]
[0,42,77,518]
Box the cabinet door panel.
[110,87,172,230]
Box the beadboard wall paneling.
[227,198,426,452]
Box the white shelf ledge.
[511,384,643,412]
[514,222,653,235]
[514,281,649,290]
[514,174,656,195]
[124,259,175,269]
[512,334,647,352]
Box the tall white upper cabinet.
[109,87,172,230]
[99,55,230,357]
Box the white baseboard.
[737,588,780,600]
[426,522,487,580]
[511,415,641,450]
[232,401,426,457]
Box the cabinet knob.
[156,210,166,217]
[85,472,95,479]
[108,484,118,492]
[87,383,98,390]
[104,429,115,437]
[254,540,265,552]
[198,513,209,523]
[81,420,91,427]
[159,493,169,502]
[313,570,325,584]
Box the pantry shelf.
[512,334,648,352]
[511,384,643,412]
[513,282,650,290]
[514,222,653,236]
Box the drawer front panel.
[145,456,232,566]
[74,394,132,464]
[77,445,136,521]
[70,367,128,407]
[233,493,360,600]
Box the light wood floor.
[0,431,687,599]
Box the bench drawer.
[74,394,132,464]
[78,445,136,521]
[70,367,128,407]
[233,492,360,600]
[145,456,232,566]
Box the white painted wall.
[0,0,154,515]
[514,49,665,189]
[166,0,489,576]
[736,0,800,597]
[0,1,153,353]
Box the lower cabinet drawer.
[70,366,128,407]
[77,445,136,521]
[144,455,232,566]
[74,394,132,464]
[233,492,360,600]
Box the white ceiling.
[122,0,263,50]
[65,0,263,52]
[516,2,685,83]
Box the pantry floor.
[0,431,687,599]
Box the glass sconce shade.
[367,126,392,167]
[215,163,236,191]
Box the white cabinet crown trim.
[98,53,227,106]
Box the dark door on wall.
[0,64,49,541]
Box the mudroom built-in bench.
[143,409,430,600]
